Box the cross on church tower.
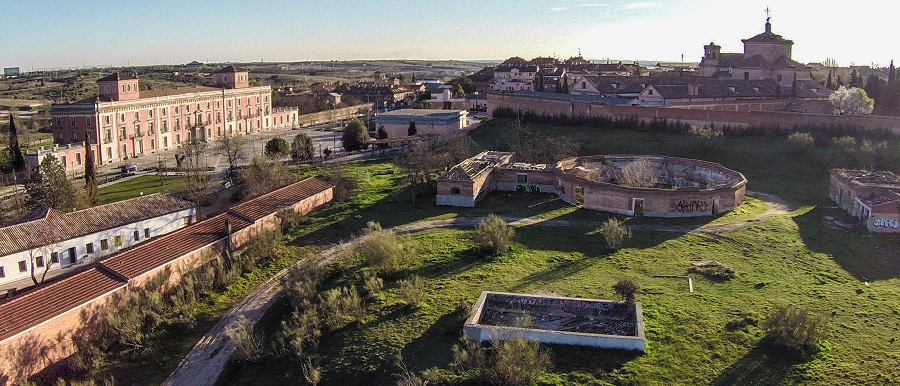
[765,7,771,22]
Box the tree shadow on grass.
[401,310,468,373]
[794,206,900,281]
[545,344,641,377]
[710,342,810,386]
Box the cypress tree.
[791,73,798,98]
[826,71,834,90]
[8,115,24,171]
[889,60,895,85]
[836,74,843,87]
[561,74,570,94]
[83,129,100,207]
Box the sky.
[2,0,898,71]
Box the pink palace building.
[37,66,298,172]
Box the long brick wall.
[296,104,371,127]
[487,92,900,134]
[0,178,334,384]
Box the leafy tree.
[830,86,875,115]
[291,133,314,161]
[376,125,388,140]
[8,115,24,171]
[265,137,290,159]
[864,74,885,111]
[449,74,475,94]
[83,129,100,207]
[418,100,433,109]
[408,120,417,136]
[26,155,76,210]
[454,84,466,98]
[341,119,369,151]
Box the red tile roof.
[0,194,194,257]
[100,213,252,280]
[0,177,333,342]
[0,267,126,341]
[229,177,333,221]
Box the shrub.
[472,214,515,256]
[319,286,365,329]
[282,307,321,358]
[616,158,655,188]
[787,132,815,150]
[764,303,823,351]
[612,278,640,303]
[362,271,384,297]
[600,218,631,250]
[225,315,265,363]
[359,221,416,273]
[302,358,322,386]
[690,124,724,155]
[484,337,552,386]
[397,275,427,306]
[282,259,324,309]
[67,335,105,373]
[241,228,283,264]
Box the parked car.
[121,164,138,173]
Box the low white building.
[0,194,195,290]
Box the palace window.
[86,242,94,254]
[18,260,27,272]
[35,256,44,268]
[100,239,109,251]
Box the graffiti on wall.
[515,184,542,193]
[872,217,900,229]
[673,199,709,213]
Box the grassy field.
[98,175,183,203]
[82,117,900,385]
[213,150,899,385]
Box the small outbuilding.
[830,169,900,233]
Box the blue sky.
[3,0,896,70]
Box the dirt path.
[163,192,791,386]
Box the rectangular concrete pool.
[464,291,646,351]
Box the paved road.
[162,192,790,386]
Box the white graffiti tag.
[872,217,900,229]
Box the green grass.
[219,211,900,385]
[98,175,183,203]
[83,118,900,385]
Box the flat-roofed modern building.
[375,109,468,138]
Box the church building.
[698,15,813,87]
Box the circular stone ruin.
[554,155,747,217]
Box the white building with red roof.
[0,194,195,290]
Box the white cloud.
[576,2,607,7]
[623,1,661,10]
[551,6,569,11]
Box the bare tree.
[179,141,214,220]
[239,156,295,199]
[616,159,655,188]
[28,245,56,286]
[216,134,248,182]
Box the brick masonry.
[488,92,900,134]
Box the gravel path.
[163,192,790,386]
